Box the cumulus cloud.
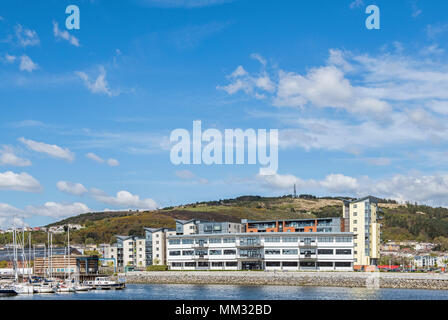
[26,202,90,219]
[75,66,115,96]
[86,153,119,167]
[19,137,74,162]
[53,21,80,46]
[57,181,88,196]
[4,54,16,63]
[15,24,40,47]
[19,55,38,72]
[0,171,42,192]
[217,53,275,98]
[0,146,31,167]
[91,188,158,210]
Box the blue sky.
[1,0,448,227]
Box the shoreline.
[124,271,448,290]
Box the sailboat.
[10,226,34,295]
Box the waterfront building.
[175,219,243,235]
[144,228,175,266]
[242,217,347,233]
[166,232,354,271]
[343,196,381,267]
[109,235,146,269]
[33,255,99,276]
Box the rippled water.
[2,284,448,300]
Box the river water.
[2,284,448,300]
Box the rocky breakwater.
[124,271,448,290]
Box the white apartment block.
[144,227,176,266]
[166,232,354,271]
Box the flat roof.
[244,217,341,224]
[167,232,354,239]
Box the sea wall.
[124,271,448,290]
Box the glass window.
[282,249,298,255]
[223,237,235,243]
[336,249,352,255]
[265,237,281,243]
[169,239,181,245]
[224,249,236,255]
[209,250,222,255]
[182,250,194,256]
[169,250,181,256]
[282,261,298,267]
[182,239,194,244]
[265,249,281,255]
[209,238,222,243]
[282,237,298,243]
[226,262,237,267]
[266,261,280,267]
[317,249,333,255]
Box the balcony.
[237,240,262,248]
[237,253,263,260]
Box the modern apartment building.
[166,232,354,271]
[343,196,381,266]
[175,219,243,235]
[109,235,146,269]
[243,218,348,233]
[144,227,176,266]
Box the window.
[317,249,333,255]
[353,220,357,224]
[282,249,298,255]
[224,249,236,255]
[282,237,298,243]
[195,239,208,244]
[209,250,222,255]
[169,239,181,245]
[265,249,281,255]
[353,212,358,216]
[171,262,182,267]
[195,250,207,256]
[169,250,181,256]
[182,250,194,256]
[198,262,209,267]
[282,262,298,267]
[266,262,281,267]
[318,237,334,243]
[209,238,222,243]
[212,262,223,267]
[223,237,235,243]
[336,249,352,255]
[335,237,352,243]
[264,237,281,243]
[335,262,352,267]
[226,262,237,267]
[317,262,333,267]
[182,239,194,244]
[185,262,196,267]
[299,261,316,267]
[300,248,316,255]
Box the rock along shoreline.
[123,271,448,290]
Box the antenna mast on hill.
[293,184,297,198]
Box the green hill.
[3,195,448,251]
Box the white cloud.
[19,55,38,72]
[75,66,115,96]
[349,0,364,9]
[91,188,158,210]
[0,171,42,192]
[15,24,40,47]
[52,21,80,47]
[0,146,31,167]
[4,54,16,63]
[26,202,90,219]
[175,170,208,184]
[86,153,119,167]
[57,181,88,196]
[19,137,75,162]
[107,158,120,167]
